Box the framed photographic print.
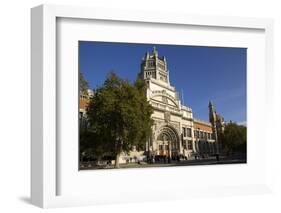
[31,4,274,208]
[78,41,247,170]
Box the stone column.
[192,139,196,153]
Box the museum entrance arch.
[156,126,180,159]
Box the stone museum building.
[80,47,225,163]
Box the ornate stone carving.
[164,111,171,123]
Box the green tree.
[85,72,153,168]
[79,72,89,95]
[80,129,113,162]
[221,122,247,155]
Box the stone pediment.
[151,90,178,107]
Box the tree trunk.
[115,153,120,168]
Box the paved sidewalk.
[80,157,246,170]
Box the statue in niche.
[162,96,168,104]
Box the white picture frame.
[31,4,274,208]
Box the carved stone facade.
[137,47,224,160]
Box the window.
[182,127,186,137]
[186,128,192,137]
[148,60,155,67]
[188,141,193,150]
[183,140,187,149]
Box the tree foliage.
[79,72,89,95]
[81,72,153,168]
[221,122,247,155]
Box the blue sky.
[79,41,246,124]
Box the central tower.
[138,47,170,84]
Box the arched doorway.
[156,126,180,159]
